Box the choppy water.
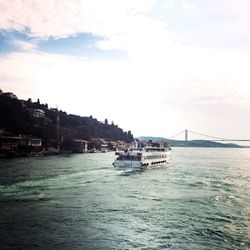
[0,148,249,250]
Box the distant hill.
[0,89,134,148]
[137,136,247,148]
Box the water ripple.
[0,149,249,249]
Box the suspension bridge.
[169,129,250,142]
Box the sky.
[1,0,250,141]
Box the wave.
[0,168,114,200]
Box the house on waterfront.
[88,138,111,151]
[0,136,42,156]
[72,139,88,153]
[108,140,129,151]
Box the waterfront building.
[72,139,88,153]
[0,136,42,155]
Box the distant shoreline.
[137,137,250,148]
[170,145,250,148]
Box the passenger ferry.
[113,143,171,170]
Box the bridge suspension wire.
[168,129,250,141]
[188,130,226,140]
[169,130,185,139]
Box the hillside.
[137,136,246,148]
[0,90,134,149]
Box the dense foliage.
[0,90,134,147]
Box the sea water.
[0,148,249,249]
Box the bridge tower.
[185,129,188,141]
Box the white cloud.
[0,0,178,54]
[0,0,156,39]
[181,2,195,11]
[162,0,176,9]
[1,0,250,139]
[12,39,37,51]
[1,44,250,138]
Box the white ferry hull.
[113,151,171,170]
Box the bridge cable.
[169,130,185,139]
[188,130,226,140]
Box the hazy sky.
[1,0,250,140]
